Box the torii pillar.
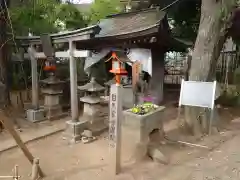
[65,41,88,143]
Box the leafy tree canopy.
[136,0,201,42]
[9,0,87,35]
[168,0,201,42]
[87,0,123,25]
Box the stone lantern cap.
[78,77,105,92]
[40,76,65,85]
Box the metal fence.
[216,52,239,84]
[164,51,240,86]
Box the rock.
[81,136,97,144]
[148,146,169,165]
[81,130,93,138]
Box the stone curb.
[0,128,65,153]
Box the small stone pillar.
[78,77,107,134]
[40,74,64,119]
[26,47,45,122]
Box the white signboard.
[179,80,217,109]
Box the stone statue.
[133,73,148,105]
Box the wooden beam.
[23,50,90,59]
[0,110,45,178]
[14,26,99,45]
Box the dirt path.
[0,106,239,180]
[0,126,239,180]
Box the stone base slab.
[64,120,88,143]
[26,109,45,122]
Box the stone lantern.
[78,77,107,133]
[40,74,64,119]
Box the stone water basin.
[122,106,165,160]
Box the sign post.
[109,83,122,175]
[107,52,127,175]
[179,79,218,134]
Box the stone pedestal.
[42,90,63,119]
[82,102,101,120]
[65,120,88,143]
[122,106,165,160]
[80,96,108,135]
[26,109,45,122]
[41,76,64,119]
[78,77,107,135]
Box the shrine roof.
[95,7,166,38]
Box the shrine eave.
[78,25,160,47]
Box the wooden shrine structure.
[78,7,187,104]
[13,7,187,142]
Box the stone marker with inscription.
[109,84,122,175]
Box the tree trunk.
[184,0,236,136]
[0,0,11,105]
[149,48,165,105]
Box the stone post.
[69,41,79,122]
[26,47,45,122]
[28,47,39,109]
[109,84,122,175]
[65,41,85,143]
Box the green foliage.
[9,0,87,35]
[55,3,87,30]
[87,0,123,24]
[234,67,240,89]
[167,0,201,42]
[218,85,240,106]
[131,103,157,115]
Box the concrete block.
[26,109,45,122]
[123,106,165,143]
[64,120,88,143]
[122,106,165,160]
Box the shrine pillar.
[149,48,165,105]
[29,47,39,109]
[65,41,83,143]
[69,41,79,121]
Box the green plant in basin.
[131,102,157,115]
